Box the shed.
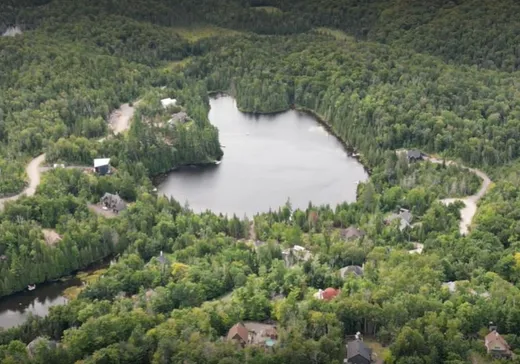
[345,339,372,364]
[94,158,111,175]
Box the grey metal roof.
[340,265,364,278]
[347,340,371,361]
[407,150,423,159]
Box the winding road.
[0,102,138,211]
[424,156,492,235]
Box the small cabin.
[94,158,111,175]
[161,98,177,109]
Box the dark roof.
[407,149,423,159]
[347,340,371,361]
[340,227,365,240]
[400,210,413,224]
[340,265,364,278]
[157,251,169,265]
[101,193,127,212]
[227,323,249,344]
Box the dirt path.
[424,156,492,235]
[0,100,140,211]
[0,154,45,210]
[109,101,139,135]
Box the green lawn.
[364,338,390,363]
[252,6,283,14]
[313,27,355,42]
[172,25,243,42]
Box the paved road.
[424,156,492,235]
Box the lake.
[158,95,368,216]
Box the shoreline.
[209,92,372,175]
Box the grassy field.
[63,268,108,300]
[313,27,355,41]
[364,338,391,363]
[252,6,283,14]
[172,25,243,42]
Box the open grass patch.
[172,25,243,42]
[252,6,282,14]
[313,27,354,41]
[364,338,391,363]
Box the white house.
[160,98,177,109]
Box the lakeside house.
[93,158,111,175]
[100,193,127,213]
[485,324,512,359]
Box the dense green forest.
[1,0,520,363]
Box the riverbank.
[0,258,111,329]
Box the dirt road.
[109,101,139,135]
[0,100,140,211]
[424,156,492,235]
[0,154,45,210]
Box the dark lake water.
[158,96,368,216]
[0,259,112,329]
[0,278,81,329]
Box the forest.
[0,0,520,363]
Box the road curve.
[0,100,140,211]
[0,153,45,210]
[424,156,492,235]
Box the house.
[100,193,127,213]
[340,265,364,278]
[167,111,189,125]
[160,98,177,109]
[407,149,424,162]
[2,26,22,37]
[314,287,340,301]
[340,227,365,241]
[26,337,57,358]
[157,251,170,266]
[94,158,111,175]
[282,245,312,267]
[485,327,512,359]
[385,208,413,231]
[345,338,372,364]
[227,323,249,347]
